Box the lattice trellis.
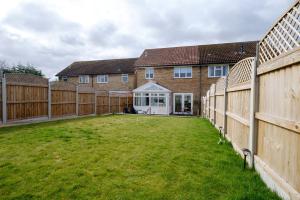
[227,57,255,87]
[259,1,300,64]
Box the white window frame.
[97,75,108,83]
[174,67,192,78]
[145,68,154,79]
[208,65,229,78]
[121,74,128,83]
[79,75,89,84]
[62,76,68,82]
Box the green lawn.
[0,115,279,200]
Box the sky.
[0,0,294,79]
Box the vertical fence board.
[0,80,2,122]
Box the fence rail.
[0,74,133,125]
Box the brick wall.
[136,66,201,115]
[66,74,136,92]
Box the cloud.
[0,0,295,79]
[3,2,80,33]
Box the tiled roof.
[134,41,258,67]
[134,46,199,67]
[198,41,258,65]
[56,58,137,77]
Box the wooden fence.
[203,2,300,197]
[203,50,300,199]
[0,74,133,125]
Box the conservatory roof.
[133,82,171,93]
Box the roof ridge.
[143,40,258,51]
[73,57,138,64]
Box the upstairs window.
[97,75,108,83]
[208,65,229,77]
[174,67,192,78]
[145,68,154,79]
[79,75,89,83]
[62,76,68,82]
[121,74,128,83]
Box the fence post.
[76,85,79,116]
[249,45,260,168]
[2,76,7,124]
[208,90,210,120]
[48,80,51,119]
[118,96,121,113]
[213,84,216,126]
[94,91,97,115]
[223,76,228,135]
[108,93,111,113]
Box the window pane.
[146,68,154,79]
[186,68,192,77]
[135,97,141,106]
[151,97,158,106]
[215,69,222,77]
[209,67,214,77]
[223,66,228,76]
[174,68,180,78]
[122,74,128,82]
[158,97,166,107]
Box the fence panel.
[110,97,119,113]
[5,74,48,121]
[51,81,76,118]
[256,48,300,195]
[96,95,109,114]
[0,80,2,122]
[78,87,95,116]
[226,58,254,150]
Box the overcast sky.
[0,0,294,79]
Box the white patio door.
[173,93,193,114]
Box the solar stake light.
[241,148,251,169]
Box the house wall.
[136,66,224,115]
[136,66,201,115]
[65,74,136,92]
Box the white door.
[173,93,193,115]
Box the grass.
[0,115,280,200]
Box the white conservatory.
[133,82,171,115]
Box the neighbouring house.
[56,58,137,93]
[133,41,257,115]
[56,41,257,115]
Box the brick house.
[56,58,137,93]
[56,41,257,115]
[133,41,257,115]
